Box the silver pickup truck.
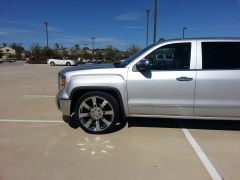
[56,38,240,134]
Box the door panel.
[60,59,65,65]
[127,71,196,116]
[127,42,196,116]
[195,70,240,117]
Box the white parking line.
[22,95,55,98]
[0,72,17,74]
[181,128,223,180]
[0,119,63,123]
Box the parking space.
[189,128,240,180]
[0,62,239,180]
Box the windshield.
[119,44,155,67]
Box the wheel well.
[70,88,126,119]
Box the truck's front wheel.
[75,91,120,134]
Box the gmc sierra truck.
[56,38,240,134]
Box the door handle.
[176,76,193,81]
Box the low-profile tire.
[50,62,55,66]
[75,91,120,134]
[66,62,71,66]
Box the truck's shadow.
[63,115,240,133]
[128,117,240,131]
[62,114,127,133]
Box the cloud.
[0,27,40,37]
[49,34,125,48]
[188,27,205,31]
[123,26,145,29]
[0,19,61,32]
[95,37,125,46]
[0,19,40,27]
[217,24,240,29]
[114,13,141,21]
[0,31,9,36]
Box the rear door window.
[202,42,240,69]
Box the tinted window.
[202,42,240,69]
[145,43,191,70]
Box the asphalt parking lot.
[0,61,240,180]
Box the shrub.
[26,57,48,64]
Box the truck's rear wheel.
[75,91,119,134]
[66,62,71,66]
[50,62,55,66]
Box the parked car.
[7,58,17,63]
[56,38,240,134]
[0,57,17,63]
[95,59,104,63]
[47,57,76,66]
[26,57,48,64]
[82,59,91,63]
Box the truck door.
[127,41,197,116]
[195,41,240,118]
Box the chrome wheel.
[78,96,114,132]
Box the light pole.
[125,33,128,53]
[146,8,150,47]
[183,27,187,39]
[90,37,96,58]
[153,0,158,44]
[44,22,48,48]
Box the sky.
[0,0,240,51]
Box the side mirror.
[136,59,150,72]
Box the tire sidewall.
[75,91,120,134]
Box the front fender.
[65,74,128,116]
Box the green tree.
[74,44,80,51]
[24,51,32,58]
[95,51,103,59]
[2,42,7,47]
[128,44,141,56]
[83,47,89,51]
[105,45,117,59]
[41,47,56,58]
[10,43,25,59]
[82,51,93,59]
[31,43,41,57]
[54,43,60,50]
[70,44,81,56]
